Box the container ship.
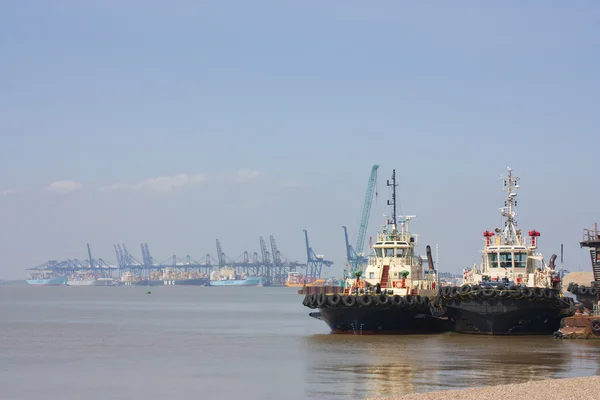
[67,272,117,286]
[208,268,263,286]
[119,270,209,286]
[302,169,443,334]
[26,271,67,286]
[161,268,209,285]
[436,167,573,335]
[119,271,163,286]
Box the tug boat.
[302,169,442,334]
[436,167,573,335]
[565,224,600,309]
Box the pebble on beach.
[368,375,600,400]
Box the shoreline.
[368,375,600,400]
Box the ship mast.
[500,167,520,245]
[387,169,398,234]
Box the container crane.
[303,230,333,278]
[344,164,379,274]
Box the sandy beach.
[369,375,600,400]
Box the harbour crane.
[344,164,379,274]
[303,230,333,279]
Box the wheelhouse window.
[488,253,498,268]
[396,248,405,257]
[499,252,512,268]
[385,248,394,257]
[375,248,382,257]
[514,253,527,268]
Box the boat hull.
[438,286,574,335]
[68,279,116,286]
[163,278,209,286]
[26,277,68,286]
[209,277,263,286]
[121,280,164,286]
[316,307,441,334]
[303,293,447,334]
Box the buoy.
[145,290,151,294]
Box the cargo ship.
[67,273,117,286]
[302,169,442,334]
[565,224,600,309]
[209,276,263,286]
[26,271,67,286]
[436,167,573,335]
[161,268,209,285]
[119,271,163,286]
[207,268,263,286]
[163,278,209,286]
[68,278,117,286]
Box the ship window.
[396,248,405,257]
[369,272,374,279]
[488,253,498,268]
[499,252,512,268]
[385,248,394,257]
[514,253,527,268]
[375,248,382,257]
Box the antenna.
[499,166,521,245]
[386,169,398,231]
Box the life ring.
[394,281,402,288]
[357,280,366,288]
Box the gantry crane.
[344,164,379,274]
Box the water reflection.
[304,333,600,399]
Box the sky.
[1,1,600,279]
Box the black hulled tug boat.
[436,167,573,335]
[302,169,444,334]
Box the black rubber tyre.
[375,294,391,308]
[481,287,495,299]
[458,284,471,295]
[357,294,373,308]
[534,288,545,300]
[328,294,342,307]
[392,295,404,308]
[302,294,310,307]
[589,287,598,297]
[521,288,534,299]
[341,295,357,307]
[579,286,589,296]
[591,320,600,335]
[317,293,328,308]
[404,295,415,309]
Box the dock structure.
[29,235,308,286]
[580,223,600,284]
[28,243,118,277]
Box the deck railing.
[583,225,600,242]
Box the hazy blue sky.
[1,1,600,279]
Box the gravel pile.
[368,376,600,400]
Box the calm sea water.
[1,286,600,400]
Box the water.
[1,286,600,400]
